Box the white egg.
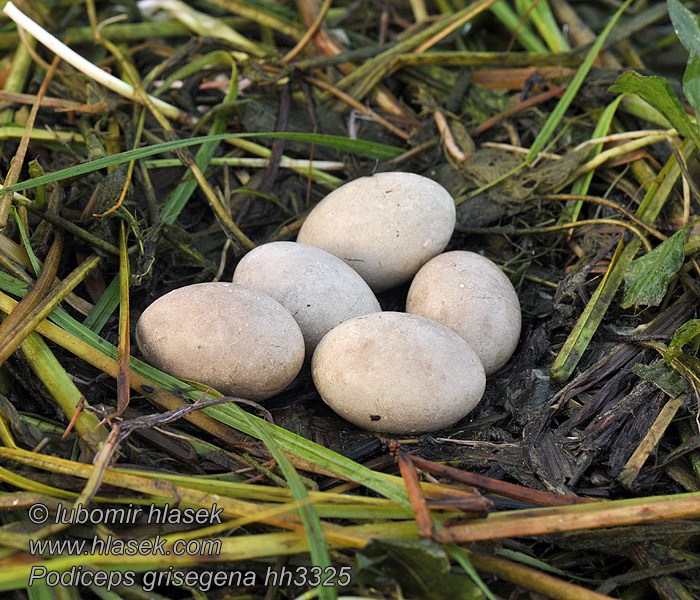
[135,282,304,399]
[233,242,381,351]
[312,312,485,433]
[297,172,455,291]
[406,251,521,375]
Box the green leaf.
[669,0,700,111]
[610,71,700,150]
[666,318,700,364]
[622,228,686,309]
[668,0,700,56]
[683,53,700,112]
[632,360,690,398]
[356,539,483,600]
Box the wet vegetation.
[0,0,699,598]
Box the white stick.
[145,158,347,170]
[3,2,195,125]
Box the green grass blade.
[471,0,634,199]
[446,544,497,600]
[88,585,128,600]
[526,0,634,162]
[0,133,402,196]
[239,411,336,600]
[10,206,40,276]
[568,95,625,222]
[514,0,569,53]
[19,331,106,450]
[83,275,119,333]
[0,254,100,367]
[161,53,239,224]
[489,1,547,53]
[26,582,58,600]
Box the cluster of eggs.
[136,172,521,434]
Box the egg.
[406,251,521,375]
[312,312,485,433]
[297,172,456,291]
[135,282,304,399]
[233,242,381,351]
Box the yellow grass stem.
[19,333,106,450]
[0,446,370,546]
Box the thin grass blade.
[116,223,130,416]
[0,132,403,197]
[526,0,634,162]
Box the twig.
[414,0,499,53]
[397,453,434,537]
[304,74,411,140]
[435,493,700,543]
[434,110,469,162]
[0,254,100,370]
[475,86,564,135]
[544,193,666,241]
[283,0,332,63]
[409,455,593,507]
[0,235,62,352]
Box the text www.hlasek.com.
[28,534,220,557]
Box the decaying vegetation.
[0,0,699,598]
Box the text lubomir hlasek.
[51,503,223,525]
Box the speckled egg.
[233,242,381,351]
[135,282,304,399]
[297,172,456,291]
[406,251,521,375]
[311,312,485,433]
